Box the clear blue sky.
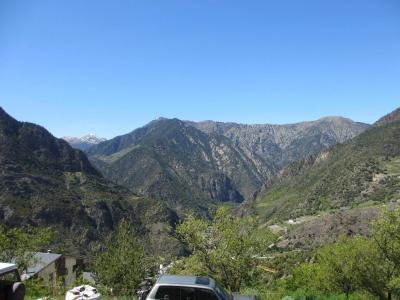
[0,0,399,138]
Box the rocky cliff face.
[188,116,370,170]
[0,107,180,257]
[87,116,369,214]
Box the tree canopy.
[288,209,400,300]
[92,220,146,296]
[173,207,274,292]
[0,225,51,271]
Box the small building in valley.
[21,252,77,287]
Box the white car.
[0,263,25,300]
[144,275,256,300]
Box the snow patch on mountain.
[62,134,107,151]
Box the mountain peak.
[0,106,16,122]
[148,117,183,125]
[317,116,350,122]
[81,133,105,140]
[155,117,169,121]
[374,107,400,126]
[63,134,107,151]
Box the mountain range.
[84,117,369,214]
[0,107,180,257]
[3,104,397,258]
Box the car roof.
[0,263,17,274]
[157,275,216,288]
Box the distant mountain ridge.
[187,116,369,169]
[86,116,369,214]
[63,133,107,151]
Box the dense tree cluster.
[92,220,146,296]
[288,209,400,300]
[172,207,274,292]
[0,225,51,271]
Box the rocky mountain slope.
[87,118,267,215]
[243,107,400,224]
[187,116,369,170]
[0,107,180,257]
[374,107,400,126]
[63,134,107,151]
[87,117,369,214]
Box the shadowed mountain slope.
[0,107,180,258]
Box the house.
[21,252,77,287]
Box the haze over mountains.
[84,116,369,214]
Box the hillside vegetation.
[245,110,400,223]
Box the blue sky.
[0,0,399,138]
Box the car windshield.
[214,284,232,300]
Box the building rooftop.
[22,252,62,278]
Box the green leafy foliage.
[24,277,52,299]
[288,237,368,297]
[369,209,400,298]
[172,207,275,292]
[0,225,51,271]
[92,220,146,296]
[276,290,375,300]
[287,209,400,300]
